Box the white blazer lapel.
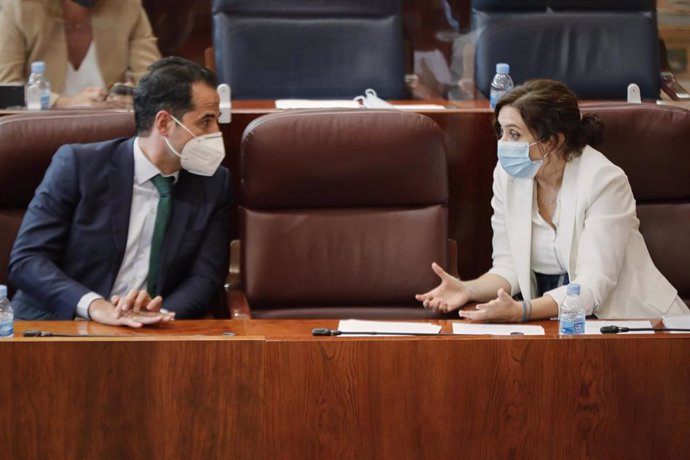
[558,155,581,276]
[505,177,534,300]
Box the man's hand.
[87,297,174,328]
[54,86,110,109]
[110,288,165,317]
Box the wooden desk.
[2,319,689,459]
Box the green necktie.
[148,174,173,296]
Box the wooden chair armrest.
[661,72,690,101]
[225,239,252,319]
[227,288,252,319]
[227,239,241,289]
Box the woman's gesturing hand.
[416,262,471,313]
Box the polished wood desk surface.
[8,317,672,340]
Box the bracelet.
[521,300,528,323]
[526,299,532,322]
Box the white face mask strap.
[167,113,197,138]
[163,136,182,158]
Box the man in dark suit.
[9,56,231,327]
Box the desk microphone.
[312,328,444,337]
[600,325,690,334]
[23,330,119,337]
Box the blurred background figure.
[0,0,161,109]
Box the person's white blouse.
[530,194,567,276]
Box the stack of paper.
[274,100,446,110]
[337,319,441,336]
[452,323,545,336]
[662,314,690,333]
[275,100,361,109]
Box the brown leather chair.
[580,102,690,306]
[231,109,456,319]
[0,111,136,295]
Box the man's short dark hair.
[134,56,217,135]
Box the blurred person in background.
[0,0,161,108]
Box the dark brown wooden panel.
[0,337,263,460]
[265,336,690,459]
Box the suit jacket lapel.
[505,176,534,300]
[109,138,135,288]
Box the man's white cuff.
[76,292,104,319]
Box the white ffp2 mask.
[164,115,225,176]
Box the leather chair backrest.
[0,111,135,292]
[472,0,660,100]
[472,0,655,9]
[212,0,406,100]
[580,102,690,305]
[239,110,449,318]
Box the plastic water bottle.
[26,61,51,110]
[489,63,514,110]
[559,283,585,336]
[0,284,13,338]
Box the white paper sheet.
[585,320,654,335]
[274,100,446,110]
[662,314,690,333]
[275,99,362,109]
[391,104,446,110]
[337,319,441,336]
[451,323,545,336]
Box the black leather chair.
[211,0,407,100]
[472,0,685,100]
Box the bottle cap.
[566,283,581,296]
[31,61,46,73]
[0,284,7,298]
[496,63,510,74]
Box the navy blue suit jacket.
[9,137,232,319]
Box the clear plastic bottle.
[26,61,51,110]
[489,62,514,110]
[559,283,585,336]
[0,284,14,338]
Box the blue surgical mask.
[497,140,541,178]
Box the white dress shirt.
[76,138,178,318]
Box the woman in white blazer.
[417,79,688,321]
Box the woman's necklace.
[540,197,558,206]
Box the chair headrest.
[0,111,135,207]
[240,110,448,208]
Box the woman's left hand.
[458,288,523,323]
